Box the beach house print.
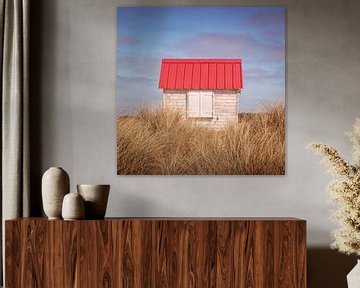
[158,59,243,129]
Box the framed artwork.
[117,7,285,175]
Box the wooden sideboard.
[5,218,306,287]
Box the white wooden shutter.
[200,91,213,117]
[187,91,200,117]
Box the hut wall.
[163,90,239,129]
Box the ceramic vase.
[77,184,110,219]
[347,259,360,288]
[62,192,85,220]
[42,167,70,219]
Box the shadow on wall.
[29,0,46,216]
[308,248,357,288]
[30,0,72,216]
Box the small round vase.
[62,192,85,220]
[77,184,110,219]
[42,167,70,219]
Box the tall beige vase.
[77,184,110,219]
[42,167,70,219]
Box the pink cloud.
[244,67,283,82]
[177,33,259,55]
[174,33,284,63]
[118,36,140,46]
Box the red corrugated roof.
[158,59,243,90]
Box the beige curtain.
[0,0,30,284]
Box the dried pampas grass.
[309,118,360,256]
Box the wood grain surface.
[5,218,306,288]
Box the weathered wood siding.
[213,90,238,128]
[163,90,239,129]
[163,90,187,113]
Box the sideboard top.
[6,217,306,222]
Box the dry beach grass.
[117,104,285,175]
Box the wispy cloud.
[245,67,280,81]
[173,33,284,62]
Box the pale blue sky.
[117,7,285,114]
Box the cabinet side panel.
[296,221,307,288]
[274,221,298,288]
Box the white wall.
[32,0,360,250]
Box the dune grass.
[117,104,285,175]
